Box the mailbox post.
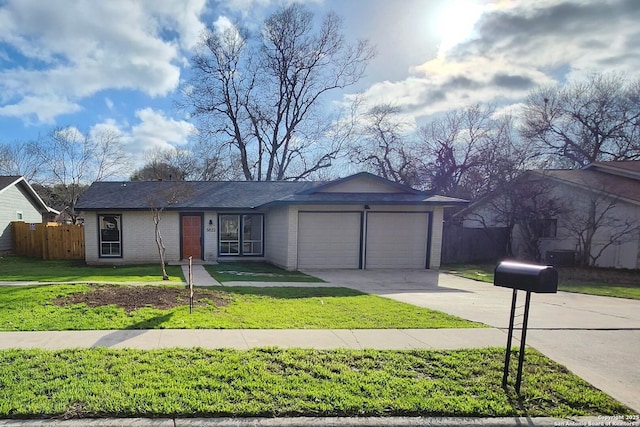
[494,261,558,394]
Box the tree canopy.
[521,73,640,167]
[180,3,375,181]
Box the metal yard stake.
[189,256,194,314]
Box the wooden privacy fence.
[441,223,509,264]
[12,222,85,260]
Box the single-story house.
[0,176,59,253]
[458,161,640,269]
[75,172,467,270]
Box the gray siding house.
[459,161,640,269]
[0,176,58,252]
[76,172,466,270]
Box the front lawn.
[442,264,640,300]
[0,284,482,330]
[205,261,323,283]
[0,347,631,419]
[0,255,183,283]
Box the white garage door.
[297,212,362,269]
[365,212,429,269]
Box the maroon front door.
[181,215,202,259]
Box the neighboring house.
[458,161,640,269]
[0,176,59,253]
[75,172,467,270]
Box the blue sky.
[0,0,638,161]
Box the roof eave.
[296,172,424,195]
[258,199,468,208]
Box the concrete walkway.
[181,264,221,286]
[0,328,508,351]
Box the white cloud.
[91,109,197,165]
[0,0,208,123]
[350,0,640,124]
[213,15,236,33]
[213,0,323,27]
[131,108,197,152]
[89,119,123,141]
[0,95,81,124]
[152,0,209,50]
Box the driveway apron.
[305,269,640,413]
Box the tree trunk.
[153,211,169,280]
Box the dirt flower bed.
[55,285,231,313]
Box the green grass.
[205,262,324,283]
[0,255,183,283]
[0,347,630,419]
[0,284,482,331]
[556,283,640,299]
[441,264,640,300]
[442,264,497,283]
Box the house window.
[532,219,557,238]
[219,214,263,256]
[242,214,263,255]
[99,214,122,257]
[16,211,23,220]
[219,215,240,255]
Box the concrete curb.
[3,416,631,427]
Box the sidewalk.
[0,416,617,427]
[0,328,509,350]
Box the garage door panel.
[298,212,361,269]
[365,212,429,269]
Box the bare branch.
[180,3,375,181]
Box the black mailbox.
[494,261,558,293]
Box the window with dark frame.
[533,218,557,238]
[99,214,122,257]
[219,214,263,256]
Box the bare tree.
[521,73,640,168]
[0,140,41,181]
[190,140,245,180]
[131,148,198,181]
[349,103,421,186]
[465,172,567,260]
[563,188,639,267]
[474,115,542,195]
[146,182,194,280]
[512,184,567,262]
[31,127,131,222]
[181,3,375,181]
[419,105,527,199]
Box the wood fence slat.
[441,223,509,264]
[11,222,85,260]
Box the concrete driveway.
[304,269,441,292]
[305,269,640,413]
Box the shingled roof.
[0,175,58,214]
[76,180,320,210]
[0,176,24,191]
[76,173,468,211]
